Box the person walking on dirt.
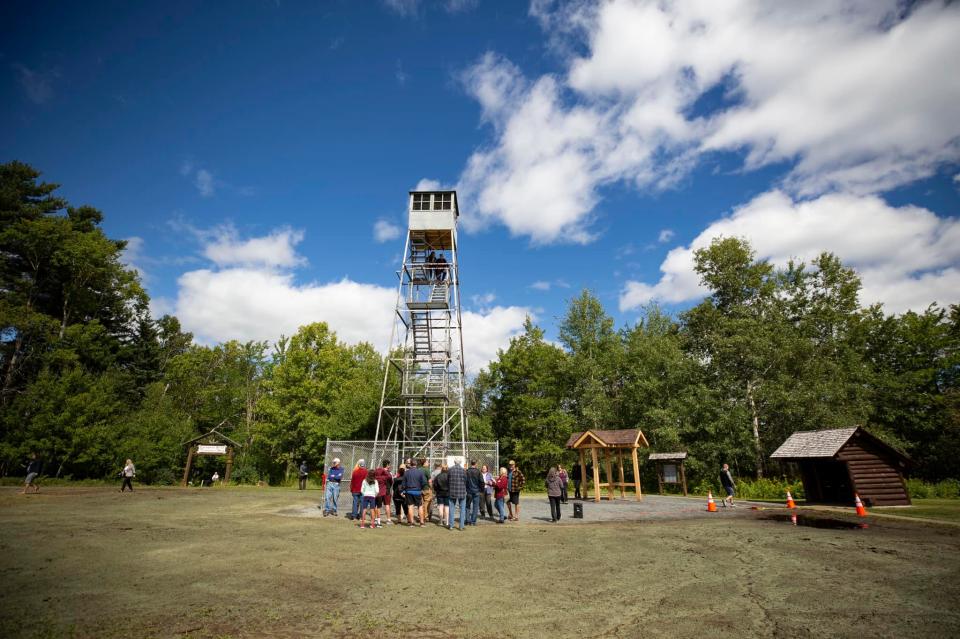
[120,459,136,492]
[323,458,344,516]
[298,460,309,490]
[571,463,582,500]
[22,453,42,494]
[402,459,427,527]
[507,460,525,521]
[349,460,367,520]
[720,463,736,507]
[546,466,563,522]
[494,468,509,523]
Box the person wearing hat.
[349,459,367,520]
[507,460,525,521]
[323,458,344,516]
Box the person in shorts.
[507,460,525,521]
[402,459,427,526]
[374,460,393,525]
[359,469,379,529]
[720,463,736,507]
[22,453,41,494]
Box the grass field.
[873,498,960,523]
[2,486,959,638]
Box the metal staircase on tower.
[373,190,468,465]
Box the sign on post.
[663,463,678,484]
[197,444,227,455]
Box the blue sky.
[3,0,959,371]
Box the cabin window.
[434,193,452,211]
[412,193,431,211]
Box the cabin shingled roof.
[769,427,858,459]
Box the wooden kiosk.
[566,429,649,502]
[648,452,688,496]
[181,427,241,487]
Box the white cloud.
[445,0,478,12]
[121,236,145,273]
[383,0,419,17]
[530,281,551,291]
[619,190,960,314]
[202,225,306,268]
[174,268,396,347]
[461,306,532,374]
[414,178,444,191]
[13,63,57,104]
[657,229,674,243]
[456,1,960,243]
[373,219,401,243]
[168,227,529,371]
[470,292,496,306]
[195,169,215,197]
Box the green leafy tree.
[256,323,382,480]
[481,318,573,474]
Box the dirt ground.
[1,486,958,638]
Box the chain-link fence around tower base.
[323,440,499,475]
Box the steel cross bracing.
[373,194,468,466]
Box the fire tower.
[374,190,467,462]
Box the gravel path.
[288,490,768,524]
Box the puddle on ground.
[764,513,869,530]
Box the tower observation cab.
[374,190,469,463]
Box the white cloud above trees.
[167,226,528,371]
[619,191,960,315]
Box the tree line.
[1,161,957,486]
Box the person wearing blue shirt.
[323,458,345,516]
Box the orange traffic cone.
[786,490,796,509]
[854,493,867,517]
[707,491,718,512]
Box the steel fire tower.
[374,191,467,462]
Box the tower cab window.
[412,193,431,211]
[434,193,452,211]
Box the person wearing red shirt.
[374,460,393,526]
[349,460,367,520]
[494,467,509,524]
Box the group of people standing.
[320,456,529,529]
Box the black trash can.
[573,503,583,519]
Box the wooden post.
[679,460,688,496]
[617,449,626,499]
[182,445,195,487]
[591,447,601,503]
[631,446,642,501]
[225,446,234,483]
[578,449,587,501]
[604,448,614,501]
[656,463,663,495]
